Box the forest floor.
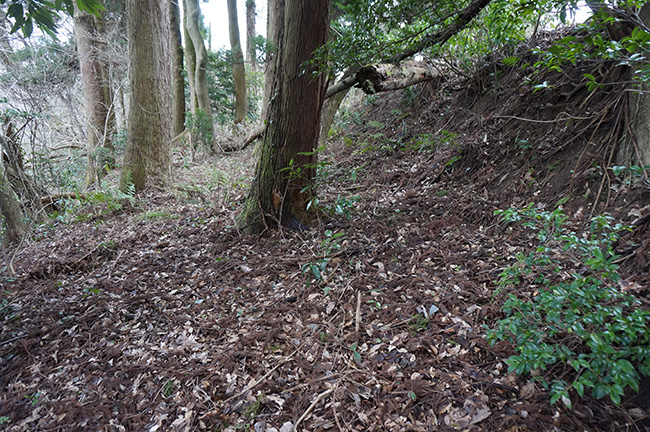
[3,40,650,431]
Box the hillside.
[2,39,650,431]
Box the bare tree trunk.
[183,18,197,114]
[241,0,329,233]
[319,87,349,147]
[238,0,281,147]
[0,15,14,68]
[121,0,172,192]
[170,0,186,137]
[0,146,26,245]
[246,0,257,70]
[73,2,116,188]
[228,0,248,123]
[184,0,213,143]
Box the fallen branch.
[224,348,298,403]
[293,387,334,432]
[40,192,88,204]
[235,124,267,151]
[172,128,189,147]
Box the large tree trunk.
[246,0,257,70]
[170,0,186,138]
[241,0,329,233]
[244,0,492,149]
[228,0,248,123]
[73,1,116,188]
[120,0,172,192]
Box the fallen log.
[40,192,88,204]
[355,63,436,94]
[325,0,494,99]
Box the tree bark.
[0,141,26,245]
[183,16,197,114]
[319,87,349,148]
[228,0,248,123]
[73,1,116,188]
[121,0,172,192]
[237,0,281,148]
[184,0,214,145]
[170,0,186,137]
[241,0,329,233]
[246,0,257,70]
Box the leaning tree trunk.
[228,0,248,123]
[184,0,214,146]
[241,0,329,233]
[319,87,349,148]
[120,0,172,192]
[73,2,116,188]
[170,0,186,138]
[246,0,257,70]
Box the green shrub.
[488,203,650,408]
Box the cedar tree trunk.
[120,0,172,192]
[241,0,330,233]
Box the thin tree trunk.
[170,0,186,137]
[246,0,257,70]
[184,0,213,131]
[0,140,26,245]
[319,87,349,147]
[238,0,281,148]
[121,0,172,192]
[262,0,281,121]
[74,2,116,188]
[0,16,14,68]
[241,0,329,233]
[228,0,248,123]
[183,15,197,114]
